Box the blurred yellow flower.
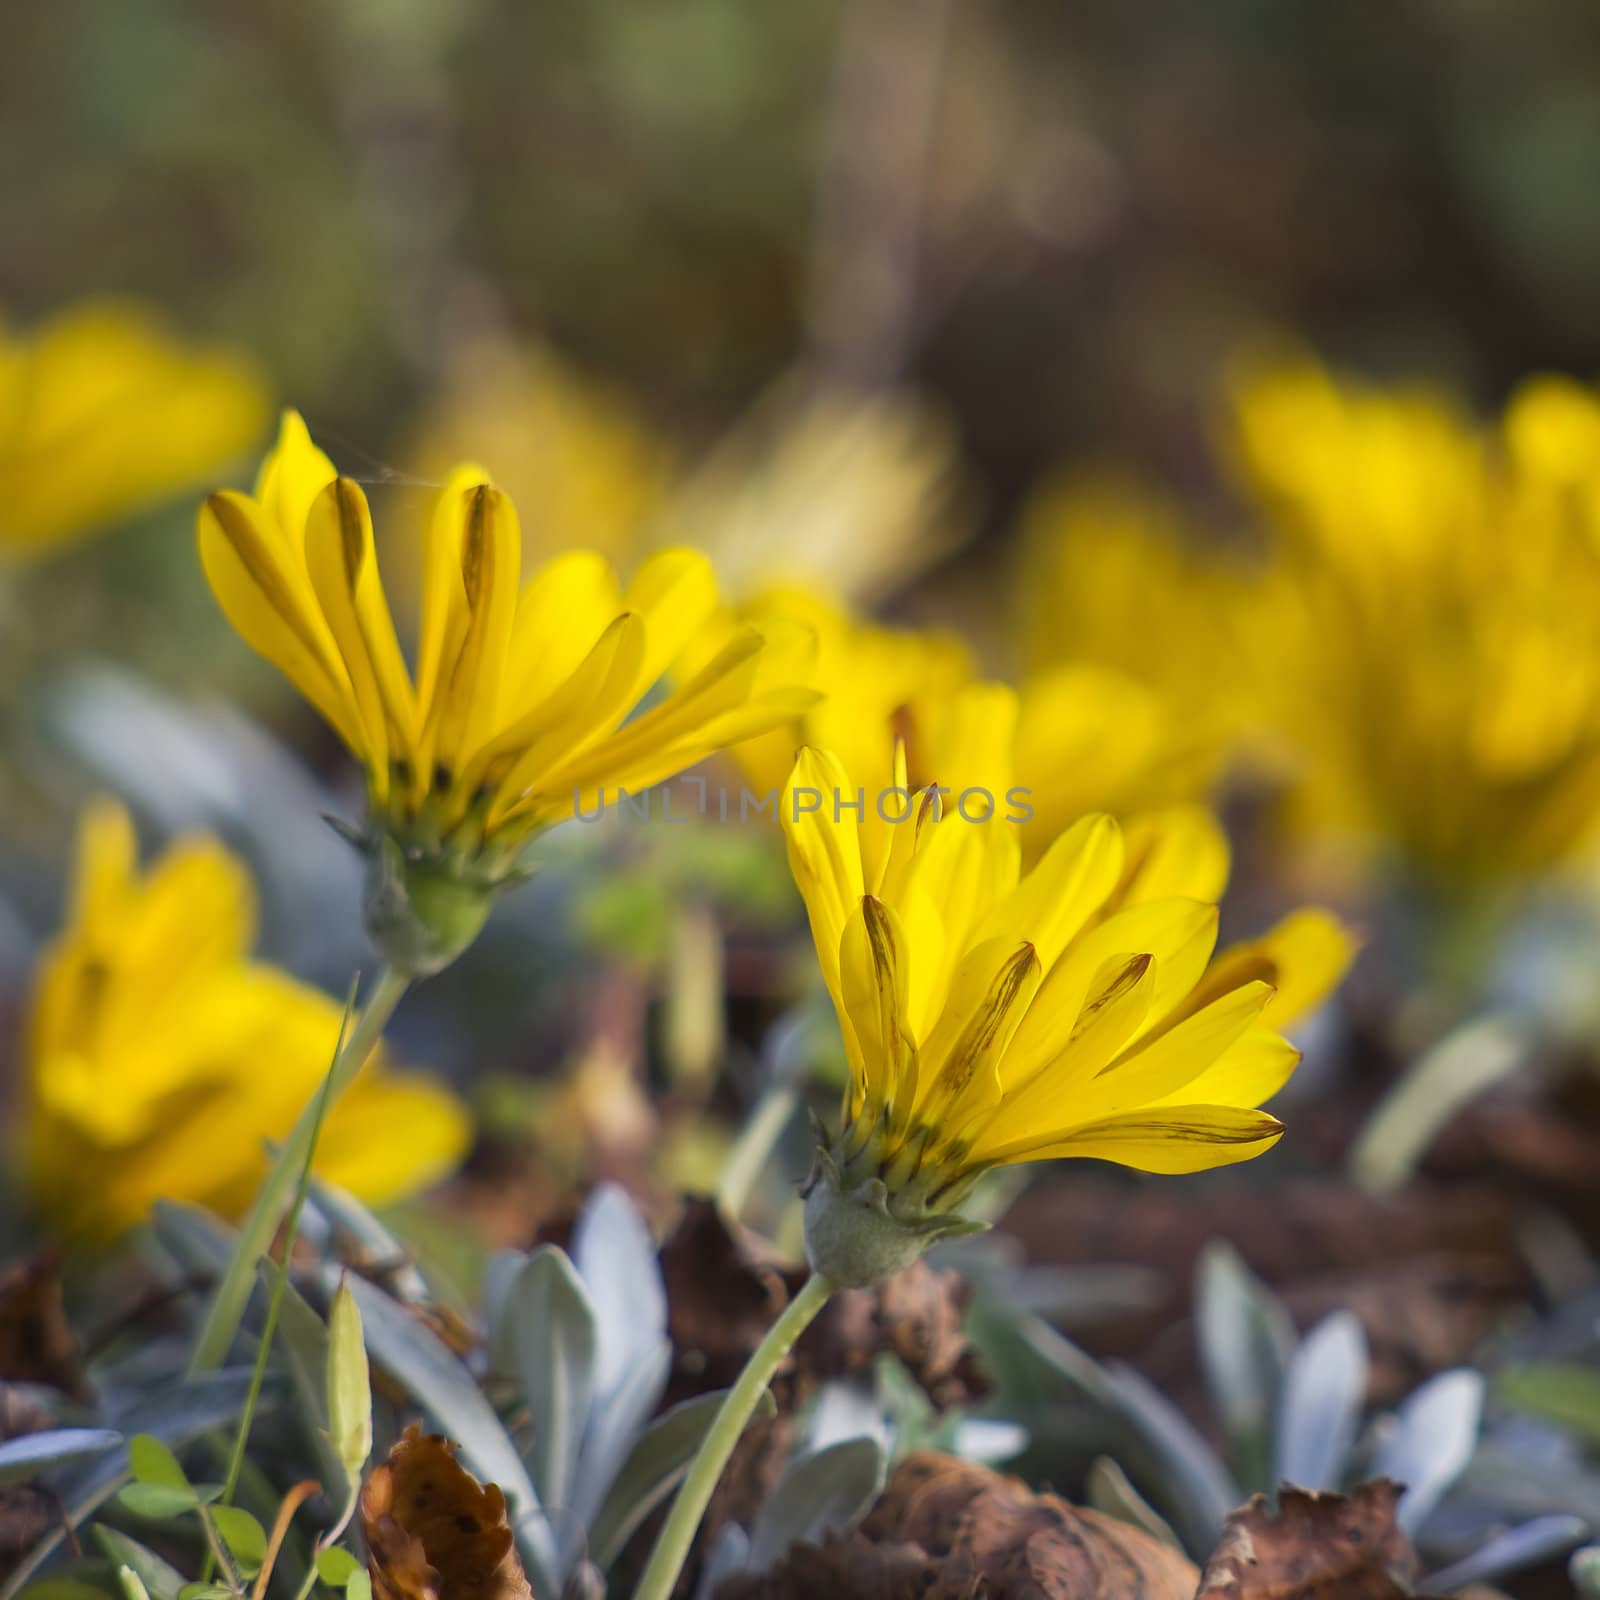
[0,299,267,557]
[656,377,966,604]
[717,585,977,801]
[403,337,675,580]
[199,413,816,970]
[24,800,469,1242]
[1226,353,1600,885]
[1009,472,1251,833]
[783,687,1354,1247]
[408,341,965,605]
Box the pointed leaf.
[571,1185,666,1407]
[1195,1242,1294,1493]
[492,1248,597,1516]
[1275,1312,1368,1491]
[1374,1368,1483,1534]
[748,1436,886,1572]
[588,1389,776,1571]
[0,1431,123,1486]
[1085,1456,1185,1551]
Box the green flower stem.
[716,1082,800,1221]
[631,1271,835,1600]
[187,966,411,1376]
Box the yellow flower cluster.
[1227,355,1600,884]
[25,801,468,1242]
[1,299,266,556]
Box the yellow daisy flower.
[1,299,266,556]
[781,690,1353,1285]
[1226,353,1600,888]
[24,801,470,1242]
[199,412,817,972]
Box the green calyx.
[330,818,524,978]
[801,1125,988,1289]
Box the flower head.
[200,412,816,971]
[1226,353,1600,886]
[781,692,1353,1285]
[24,800,469,1242]
[1,299,266,556]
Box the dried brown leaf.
[1198,1481,1418,1600]
[360,1425,535,1600]
[718,1450,1198,1600]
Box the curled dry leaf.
[805,1260,990,1411]
[1198,1480,1418,1600]
[0,1253,89,1402]
[716,1450,1198,1600]
[360,1425,536,1600]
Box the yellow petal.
[622,547,720,699]
[977,813,1123,968]
[71,797,138,934]
[839,896,917,1117]
[1153,1027,1300,1110]
[964,949,1160,1155]
[253,410,338,542]
[1086,979,1275,1115]
[915,936,1042,1130]
[502,550,624,708]
[317,1069,473,1205]
[1001,898,1219,1091]
[1114,806,1232,907]
[1198,909,1359,1031]
[780,746,865,1003]
[304,478,419,793]
[484,612,648,819]
[423,482,523,780]
[199,490,362,750]
[980,1103,1284,1173]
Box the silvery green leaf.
[334,1273,557,1594]
[1349,1015,1531,1194]
[806,1380,886,1452]
[93,1529,186,1600]
[693,1525,750,1600]
[571,1185,666,1406]
[748,1436,886,1573]
[568,1337,671,1543]
[1373,1369,1483,1535]
[484,1249,528,1337]
[953,1419,1027,1463]
[1571,1543,1600,1600]
[1274,1311,1368,1491]
[1196,1241,1294,1493]
[588,1389,777,1572]
[1420,1515,1588,1594]
[1107,1364,1240,1554]
[308,1177,430,1305]
[148,1203,239,1280]
[0,1430,123,1486]
[1085,1456,1185,1551]
[492,1247,598,1517]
